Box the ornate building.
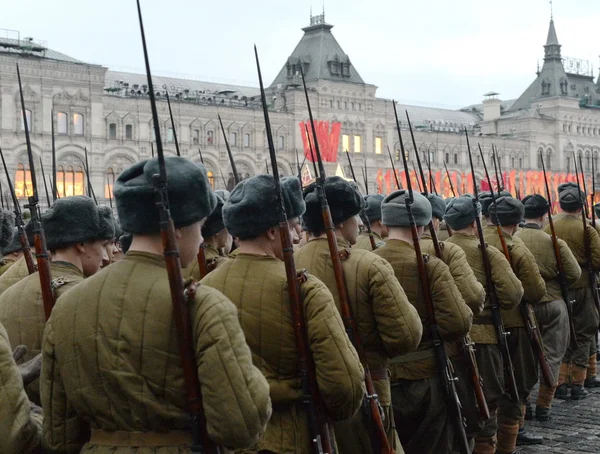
[0,14,597,209]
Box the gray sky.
[2,0,599,108]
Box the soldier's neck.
[387,227,418,244]
[129,235,165,257]
[51,247,83,273]
[237,238,278,259]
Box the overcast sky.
[2,0,599,108]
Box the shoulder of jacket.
[51,276,79,291]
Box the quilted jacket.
[184,244,230,280]
[353,231,385,251]
[0,256,31,296]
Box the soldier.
[295,176,423,453]
[485,196,546,453]
[421,193,486,447]
[354,194,387,250]
[185,190,231,279]
[515,194,581,420]
[0,195,114,404]
[41,157,271,452]
[202,174,365,453]
[100,206,119,268]
[544,182,600,399]
[479,191,511,226]
[374,189,473,454]
[0,221,34,296]
[444,195,523,454]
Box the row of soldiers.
[0,154,599,454]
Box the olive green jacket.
[202,253,364,454]
[422,233,486,316]
[0,256,31,297]
[294,237,422,405]
[446,232,523,344]
[515,224,581,303]
[543,213,600,288]
[374,239,473,380]
[0,322,42,454]
[353,231,385,251]
[41,252,271,453]
[437,221,451,241]
[184,243,230,280]
[483,225,546,327]
[0,257,18,276]
[0,261,83,404]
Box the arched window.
[207,171,214,189]
[586,153,591,171]
[453,153,458,165]
[73,113,84,135]
[547,152,552,170]
[57,112,68,134]
[105,168,116,199]
[207,130,214,145]
[74,166,84,196]
[125,124,133,140]
[56,165,85,197]
[109,123,117,140]
[20,109,32,132]
[14,163,32,198]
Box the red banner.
[299,121,341,163]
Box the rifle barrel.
[165,90,181,157]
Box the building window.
[358,103,362,111]
[20,109,32,132]
[342,134,350,152]
[351,102,355,110]
[353,135,361,153]
[192,129,200,145]
[243,133,250,147]
[375,137,382,155]
[519,158,523,169]
[105,168,116,199]
[207,171,214,189]
[125,124,133,140]
[56,165,84,197]
[511,157,515,168]
[445,153,449,163]
[278,135,285,150]
[547,154,552,170]
[566,157,571,173]
[57,112,68,134]
[15,164,33,198]
[73,113,84,135]
[108,123,117,140]
[586,155,591,170]
[537,152,543,169]
[329,100,333,108]
[207,130,214,145]
[337,101,341,109]
[230,132,237,147]
[167,128,174,143]
[344,102,348,110]
[453,154,458,165]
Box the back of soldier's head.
[558,182,584,214]
[381,189,432,235]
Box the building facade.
[0,14,597,209]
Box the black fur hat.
[489,196,524,226]
[522,194,548,219]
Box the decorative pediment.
[15,84,39,104]
[72,89,90,106]
[53,89,72,104]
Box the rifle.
[424,149,438,195]
[295,148,302,179]
[394,105,468,454]
[412,161,423,192]
[575,153,600,317]
[408,113,490,421]
[16,64,54,320]
[257,48,332,454]
[345,149,377,250]
[362,160,369,195]
[136,2,216,452]
[386,145,400,190]
[219,169,227,189]
[218,115,240,185]
[151,142,155,158]
[492,146,504,192]
[444,162,457,197]
[592,155,596,228]
[540,151,577,347]
[38,157,51,207]
[51,108,58,202]
[165,90,181,157]
[0,178,4,209]
[265,160,269,174]
[480,144,553,388]
[496,146,505,192]
[300,66,391,454]
[198,148,204,165]
[464,131,519,402]
[84,147,97,204]
[0,146,35,274]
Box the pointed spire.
[544,18,561,61]
[546,19,559,46]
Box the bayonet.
[38,157,51,207]
[165,90,181,156]
[218,115,239,184]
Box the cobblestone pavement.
[520,386,600,453]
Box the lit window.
[243,133,250,147]
[14,164,32,198]
[55,165,85,197]
[109,123,117,140]
[74,166,84,196]
[278,135,285,150]
[105,168,116,199]
[375,137,382,155]
[207,171,214,189]
[20,109,32,132]
[342,134,350,152]
[73,113,84,135]
[207,130,214,144]
[167,128,174,143]
[125,125,133,140]
[192,129,200,145]
[353,135,361,153]
[230,132,237,146]
[57,112,68,134]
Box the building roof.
[270,14,365,88]
[398,103,481,132]
[0,37,83,64]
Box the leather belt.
[369,368,390,380]
[89,429,193,447]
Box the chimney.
[483,92,501,121]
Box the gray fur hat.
[363,194,385,222]
[119,232,133,254]
[303,176,364,233]
[480,190,511,216]
[558,182,584,212]
[2,227,20,255]
[595,202,600,219]
[381,190,432,227]
[42,196,115,250]
[0,209,15,249]
[223,175,305,239]
[215,189,231,201]
[427,193,446,220]
[114,157,217,234]
[444,195,481,231]
[202,193,226,238]
[98,206,116,240]
[489,196,524,226]
[522,194,548,219]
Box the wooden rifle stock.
[301,66,390,453]
[136,2,216,452]
[394,105,469,454]
[480,144,553,388]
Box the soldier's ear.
[173,228,183,240]
[265,227,277,241]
